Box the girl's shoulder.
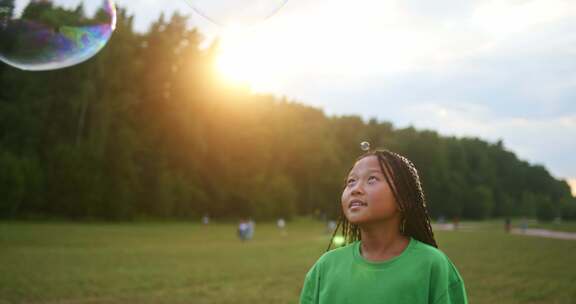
[316,241,357,264]
[410,239,463,280]
[410,238,451,261]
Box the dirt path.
[432,223,478,232]
[511,228,576,240]
[432,223,576,240]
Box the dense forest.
[1,6,575,221]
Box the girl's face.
[341,155,400,225]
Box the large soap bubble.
[0,0,116,71]
[185,0,288,27]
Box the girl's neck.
[359,220,410,262]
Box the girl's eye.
[368,176,378,183]
[346,179,356,186]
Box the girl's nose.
[351,182,365,195]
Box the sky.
[110,0,576,195]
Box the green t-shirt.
[300,237,467,304]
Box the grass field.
[1,219,575,304]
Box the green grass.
[1,219,575,304]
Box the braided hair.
[327,149,438,251]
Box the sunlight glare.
[568,179,576,197]
[212,0,575,95]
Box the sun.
[209,2,432,95]
[213,27,284,92]
[215,46,255,85]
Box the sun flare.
[214,30,280,92]
[212,0,576,98]
[215,48,252,84]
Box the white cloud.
[399,101,576,179]
[471,0,576,39]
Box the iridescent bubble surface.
[185,0,287,26]
[0,0,116,71]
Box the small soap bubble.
[184,0,288,27]
[0,0,116,71]
[333,235,345,247]
[360,141,370,151]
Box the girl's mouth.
[349,200,367,209]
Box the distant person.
[521,217,528,233]
[505,217,511,233]
[326,220,337,234]
[453,216,460,231]
[202,214,210,225]
[438,215,447,230]
[300,148,468,304]
[438,215,446,224]
[277,218,287,235]
[238,219,250,241]
[247,218,255,240]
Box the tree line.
[1,7,574,221]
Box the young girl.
[300,149,468,304]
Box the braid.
[326,149,437,251]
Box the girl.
[300,149,467,304]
